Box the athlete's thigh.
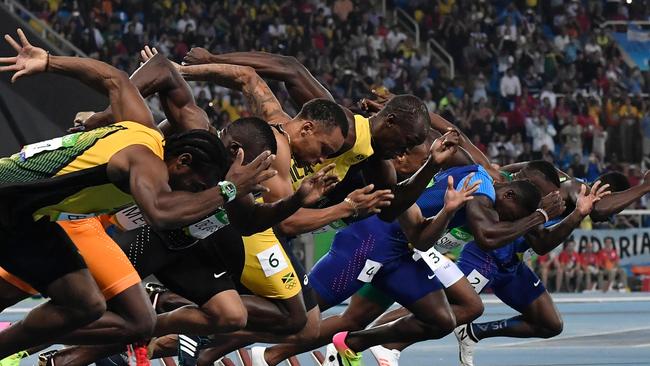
[519,291,562,327]
[371,255,443,308]
[59,218,141,300]
[340,291,394,329]
[200,289,246,319]
[308,244,366,307]
[492,263,547,314]
[111,225,180,277]
[239,228,302,300]
[0,218,87,295]
[105,282,155,322]
[155,243,235,307]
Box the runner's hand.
[345,184,394,217]
[539,191,566,220]
[140,45,181,71]
[430,129,459,165]
[358,87,395,113]
[443,175,480,212]
[68,111,96,132]
[295,164,339,206]
[0,29,47,82]
[576,180,611,216]
[183,47,213,65]
[225,149,277,198]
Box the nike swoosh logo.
[533,280,541,287]
[428,274,436,280]
[214,272,227,278]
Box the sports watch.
[218,181,237,203]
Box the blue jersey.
[310,164,495,306]
[337,164,495,262]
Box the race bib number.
[113,205,147,231]
[467,269,489,293]
[256,244,289,277]
[357,259,382,283]
[184,210,230,239]
[413,247,450,272]
[21,133,80,159]
[56,212,97,221]
[433,227,474,253]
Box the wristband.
[344,197,359,218]
[536,208,549,223]
[45,51,50,72]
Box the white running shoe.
[251,347,270,366]
[322,344,340,366]
[369,346,400,366]
[454,324,477,366]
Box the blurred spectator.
[581,241,602,292]
[18,0,650,187]
[598,238,627,292]
[559,241,584,292]
[537,252,562,293]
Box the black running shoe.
[178,334,210,366]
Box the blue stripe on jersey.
[455,166,496,203]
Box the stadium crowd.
[15,0,648,291]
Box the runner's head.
[493,180,542,221]
[163,129,229,192]
[392,128,437,179]
[516,160,561,195]
[219,117,278,164]
[288,98,348,167]
[594,172,630,193]
[371,94,429,159]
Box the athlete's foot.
[332,332,363,366]
[38,351,57,366]
[369,346,400,366]
[250,347,270,366]
[454,324,478,366]
[0,351,28,366]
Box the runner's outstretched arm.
[526,181,611,255]
[371,130,460,222]
[399,176,480,250]
[466,191,565,251]
[179,63,290,122]
[183,47,334,105]
[0,29,155,130]
[590,174,650,221]
[110,145,275,231]
[78,49,208,134]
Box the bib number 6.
[257,244,289,277]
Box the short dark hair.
[296,99,349,138]
[595,172,630,192]
[511,180,542,214]
[378,94,429,139]
[164,129,229,179]
[523,160,561,188]
[223,117,277,161]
